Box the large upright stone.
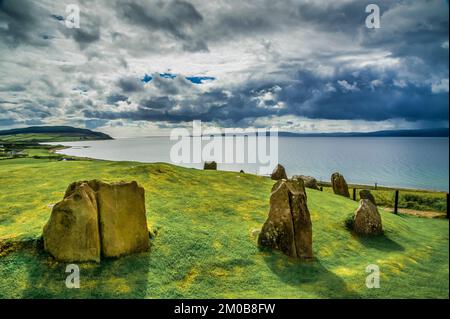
[258,180,313,259]
[292,175,320,190]
[43,182,101,262]
[43,180,149,262]
[95,180,149,258]
[353,199,383,235]
[271,164,288,180]
[331,172,350,198]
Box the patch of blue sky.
[141,74,153,83]
[186,76,216,84]
[159,73,177,79]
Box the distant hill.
[277,128,449,137]
[208,128,449,137]
[0,126,113,142]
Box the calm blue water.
[49,137,449,191]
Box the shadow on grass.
[261,248,359,298]
[353,233,405,252]
[19,241,151,299]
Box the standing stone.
[43,182,101,262]
[291,177,307,200]
[271,164,288,180]
[43,180,149,262]
[292,175,320,190]
[359,189,376,205]
[94,181,149,258]
[258,180,313,259]
[331,172,350,198]
[204,161,217,170]
[353,199,383,235]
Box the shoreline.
[46,143,449,194]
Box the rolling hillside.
[0,126,112,142]
[0,157,448,298]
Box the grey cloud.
[0,83,27,92]
[107,94,128,104]
[140,96,174,110]
[85,65,449,124]
[117,76,144,93]
[117,0,207,52]
[0,0,50,47]
[151,74,194,95]
[0,0,448,131]
[58,12,101,50]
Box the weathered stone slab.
[331,172,350,198]
[43,182,101,262]
[258,180,313,259]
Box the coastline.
[50,142,449,194]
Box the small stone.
[271,164,288,180]
[204,161,217,170]
[331,172,350,198]
[292,175,320,190]
[353,199,383,235]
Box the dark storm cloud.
[282,70,449,121]
[117,76,144,93]
[151,74,194,95]
[85,65,449,124]
[361,1,449,79]
[116,0,208,52]
[140,96,174,109]
[57,11,101,50]
[0,83,26,92]
[295,0,390,33]
[106,94,128,105]
[0,0,50,46]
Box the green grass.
[0,133,106,143]
[320,185,447,213]
[0,156,448,299]
[0,143,65,160]
[372,189,447,213]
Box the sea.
[48,136,449,192]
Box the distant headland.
[0,126,113,142]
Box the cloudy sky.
[0,0,448,137]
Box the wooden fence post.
[447,193,449,219]
[353,188,356,201]
[394,190,399,214]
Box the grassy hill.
[0,126,112,142]
[0,156,448,299]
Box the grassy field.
[319,184,448,214]
[0,155,448,299]
[0,133,109,143]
